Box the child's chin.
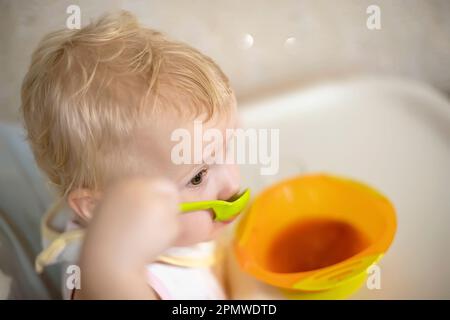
[210,219,235,235]
[214,215,239,227]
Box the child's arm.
[75,177,180,299]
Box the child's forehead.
[146,110,237,137]
[132,111,238,176]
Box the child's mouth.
[216,212,241,225]
[180,188,250,223]
[222,216,238,224]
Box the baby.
[21,11,241,299]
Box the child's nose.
[217,166,240,201]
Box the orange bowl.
[233,174,397,294]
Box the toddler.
[21,11,241,299]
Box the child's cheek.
[174,210,214,246]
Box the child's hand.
[89,176,180,263]
[77,177,180,299]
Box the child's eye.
[189,168,208,186]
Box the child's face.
[135,111,241,247]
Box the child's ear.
[67,189,101,222]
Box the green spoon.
[179,189,251,222]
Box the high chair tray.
[228,76,450,299]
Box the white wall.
[1,0,449,121]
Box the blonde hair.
[21,11,233,196]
